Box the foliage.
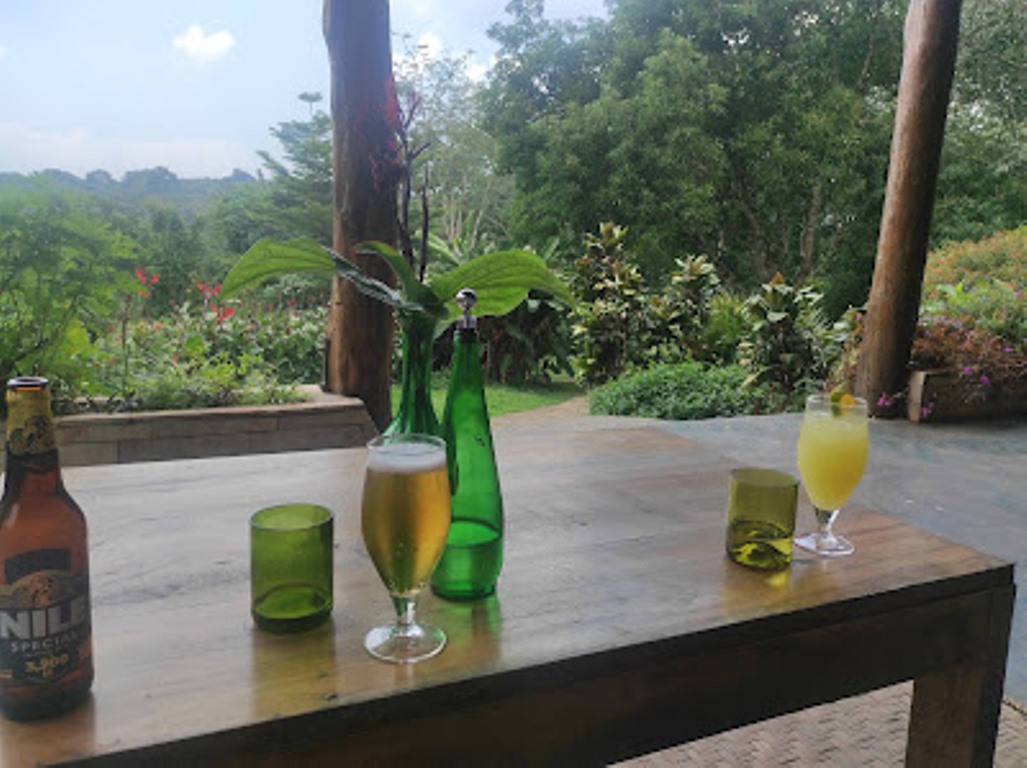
[589,361,775,421]
[253,93,334,246]
[479,293,573,384]
[394,43,515,254]
[933,104,1027,246]
[921,280,1025,347]
[0,186,134,398]
[82,295,317,412]
[701,292,748,366]
[221,237,571,338]
[737,274,840,404]
[923,227,1026,290]
[654,254,723,361]
[909,320,1025,408]
[570,223,660,385]
[483,0,904,309]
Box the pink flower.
[980,374,991,388]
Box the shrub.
[589,361,775,420]
[920,280,1025,348]
[0,186,133,398]
[79,293,318,411]
[737,274,839,406]
[701,292,747,365]
[571,223,655,385]
[480,293,573,384]
[909,279,1026,406]
[923,227,1026,290]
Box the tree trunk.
[800,181,823,281]
[855,0,961,416]
[322,0,398,431]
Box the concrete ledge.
[1,389,378,467]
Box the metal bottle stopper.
[456,288,477,329]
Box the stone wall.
[1,390,377,467]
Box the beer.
[0,377,93,720]
[361,440,450,597]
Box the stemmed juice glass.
[361,433,451,663]
[794,394,868,556]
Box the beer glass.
[794,394,868,556]
[361,434,451,663]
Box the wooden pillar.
[322,0,397,431]
[855,0,962,415]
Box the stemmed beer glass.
[794,394,868,556]
[361,434,451,663]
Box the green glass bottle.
[431,290,504,600]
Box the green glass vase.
[385,316,440,438]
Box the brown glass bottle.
[0,377,93,720]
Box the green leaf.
[430,250,574,324]
[220,238,335,299]
[330,253,432,316]
[353,242,443,317]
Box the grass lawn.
[391,377,584,419]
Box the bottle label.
[0,549,90,685]
[5,405,57,457]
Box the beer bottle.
[432,290,504,599]
[0,377,93,720]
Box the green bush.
[0,185,134,397]
[701,292,747,365]
[589,361,775,420]
[479,293,573,384]
[924,227,1026,290]
[737,274,838,405]
[920,280,1026,348]
[571,223,656,385]
[79,297,318,411]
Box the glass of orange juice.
[794,393,868,556]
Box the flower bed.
[907,369,1027,423]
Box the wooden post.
[322,0,397,431]
[855,0,962,416]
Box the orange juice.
[797,409,868,510]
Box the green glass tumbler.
[250,504,334,633]
[725,468,798,571]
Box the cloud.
[172,25,235,63]
[0,122,256,179]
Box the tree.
[856,0,962,414]
[0,186,134,396]
[323,0,400,430]
[255,94,334,246]
[482,0,906,311]
[393,42,514,258]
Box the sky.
[0,0,606,180]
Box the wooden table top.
[0,421,1013,766]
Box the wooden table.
[0,421,1014,766]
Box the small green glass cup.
[725,468,799,571]
[250,503,334,633]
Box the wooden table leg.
[906,585,1015,767]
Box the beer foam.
[368,441,446,474]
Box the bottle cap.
[456,288,477,329]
